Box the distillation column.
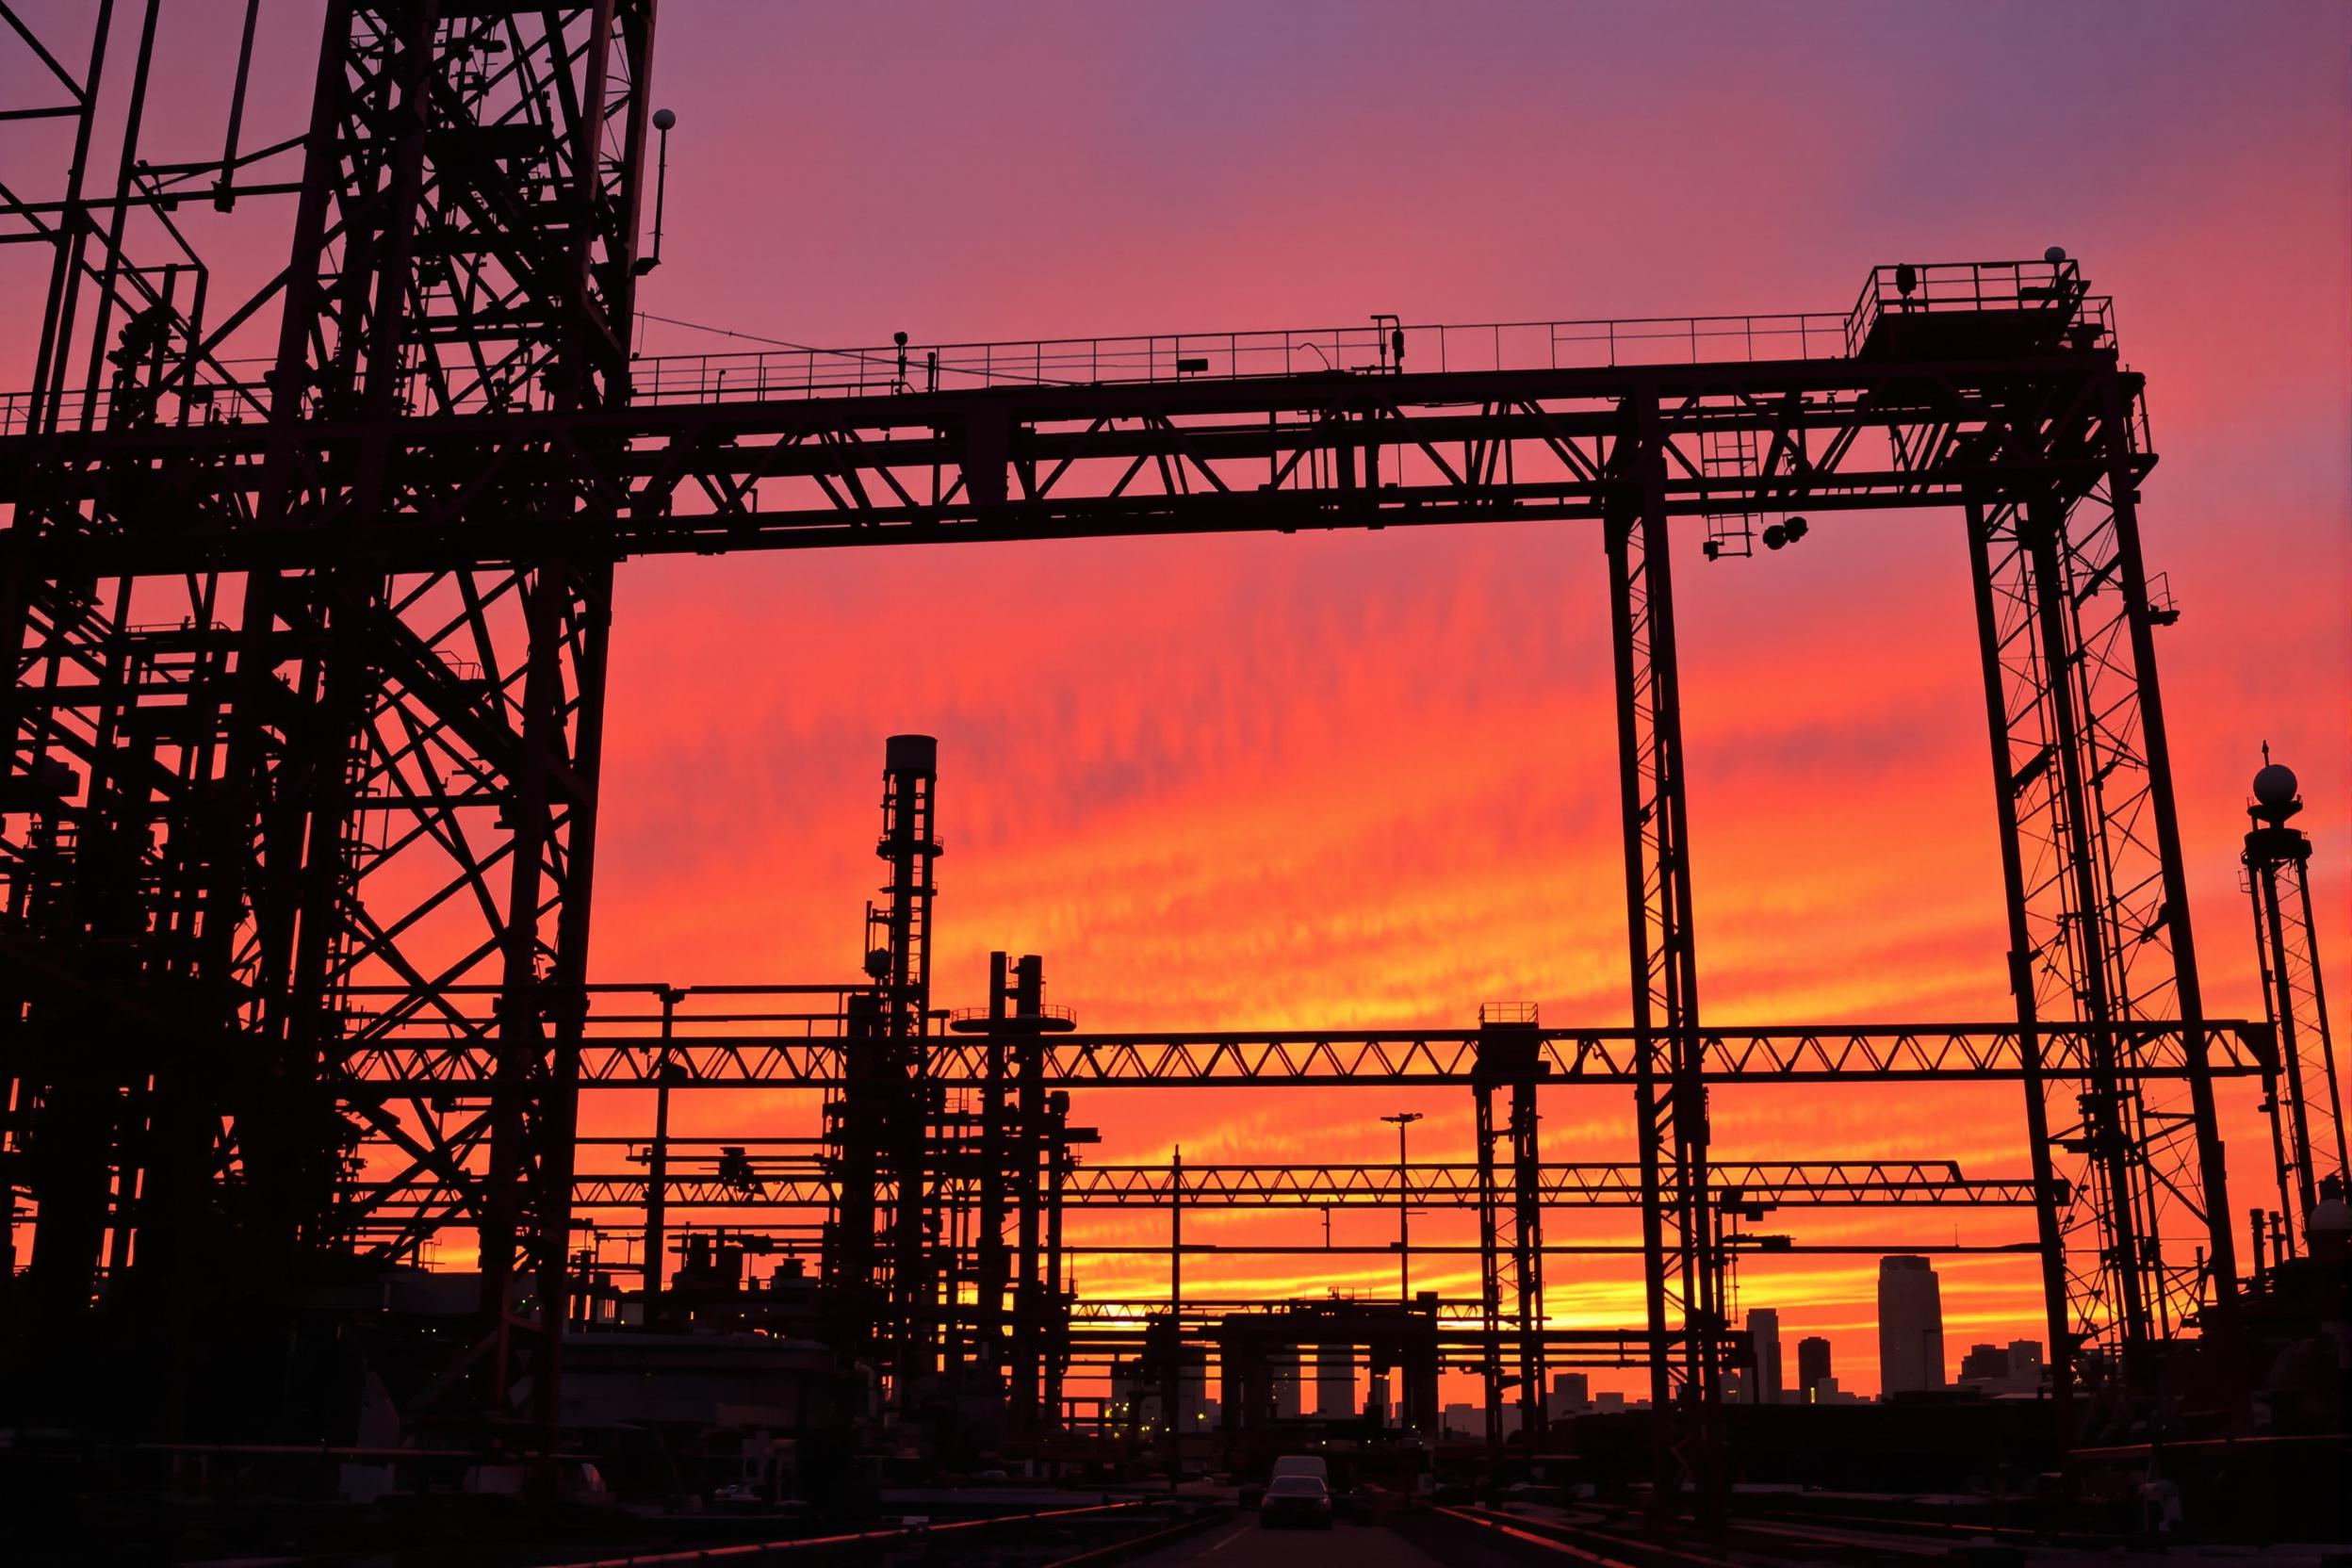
[825,735,942,1403]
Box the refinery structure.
[0,5,2343,1560]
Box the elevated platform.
[1849,256,2112,361]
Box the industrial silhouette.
[0,4,2342,1561]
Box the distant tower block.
[1877,1255,1945,1394]
[2244,756,2347,1233]
[1745,1308,1783,1404]
[1797,1335,1832,1401]
[1273,1346,1303,1419]
[1315,1344,1353,1418]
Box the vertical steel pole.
[644,987,678,1302]
[1512,1076,1546,1444]
[977,953,1009,1378]
[1383,1111,1419,1300]
[2020,493,2153,1365]
[2292,871,2348,1184]
[2097,369,2238,1314]
[1963,498,2077,1413]
[1475,1080,1503,1455]
[1609,386,1718,1523]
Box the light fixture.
[635,108,678,275]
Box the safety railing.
[946,1002,1079,1031]
[1844,257,2115,356]
[0,264,2120,431]
[331,981,875,1047]
[624,310,1861,405]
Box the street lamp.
[1381,1112,1423,1299]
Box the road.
[1124,1514,1522,1567]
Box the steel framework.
[416,1158,2046,1214]
[2242,762,2345,1237]
[0,1,2268,1517]
[320,1014,2270,1087]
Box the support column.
[1475,1079,1505,1454]
[1963,498,2077,1411]
[1511,1073,1547,1446]
[1044,1089,1071,1423]
[976,952,1010,1374]
[643,987,682,1304]
[1962,363,2240,1414]
[1606,388,1719,1522]
[2098,370,2238,1317]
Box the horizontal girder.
[347,1158,2045,1214]
[1,347,2146,574]
[330,1021,2270,1088]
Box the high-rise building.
[1798,1335,1832,1401]
[1367,1372,1392,1425]
[1314,1344,1352,1418]
[1550,1371,1591,1417]
[1878,1255,1946,1394]
[1746,1308,1784,1403]
[1272,1346,1302,1419]
[1110,1359,1149,1426]
[2007,1340,2045,1392]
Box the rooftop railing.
[0,261,2115,433]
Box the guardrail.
[0,259,2116,434]
[1845,256,2115,355]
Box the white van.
[1270,1454,1329,1486]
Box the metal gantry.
[0,0,2281,1517]
[4,0,656,1435]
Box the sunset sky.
[3,0,2345,1401]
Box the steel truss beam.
[318,1021,2270,1088]
[6,354,2150,574]
[347,1158,2046,1216]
